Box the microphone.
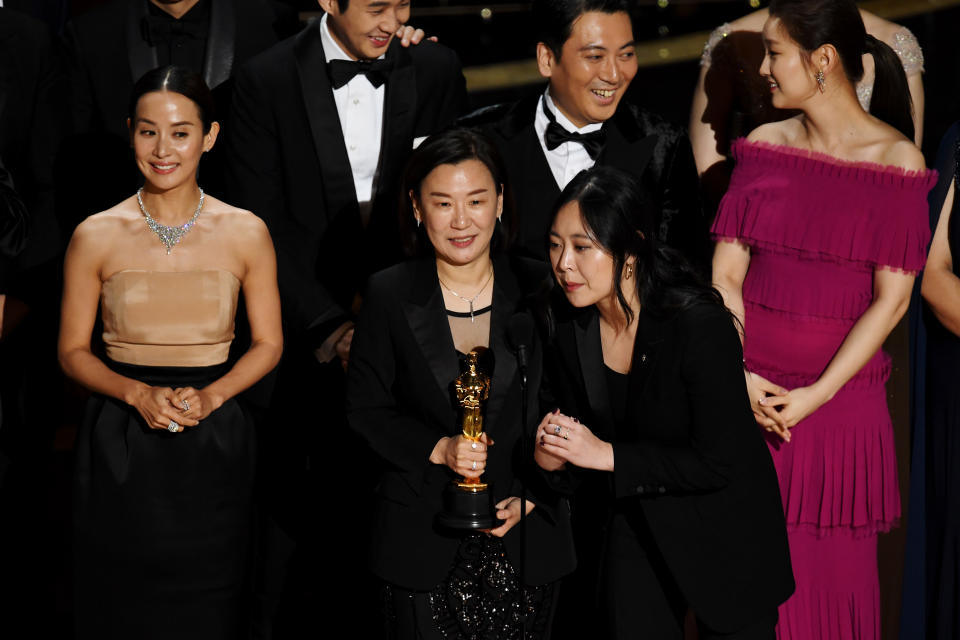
[506,313,535,377]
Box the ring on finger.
[553,424,561,436]
[471,460,477,471]
[562,429,569,440]
[168,420,180,433]
[182,399,190,411]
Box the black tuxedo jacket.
[61,0,294,219]
[465,93,711,272]
[545,298,794,632]
[0,9,66,297]
[225,23,466,347]
[65,0,292,140]
[346,257,575,590]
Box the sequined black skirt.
[73,362,255,640]
[383,534,558,640]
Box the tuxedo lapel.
[203,0,236,89]
[599,108,658,177]
[483,260,520,437]
[376,42,415,201]
[125,0,158,84]
[402,261,460,409]
[293,23,359,225]
[573,310,613,439]
[495,94,561,256]
[628,310,669,413]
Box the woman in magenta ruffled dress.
[711,0,936,638]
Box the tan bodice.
[101,270,240,367]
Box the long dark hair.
[554,166,726,325]
[128,66,217,134]
[768,0,913,140]
[399,127,514,257]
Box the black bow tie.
[542,99,606,160]
[141,16,207,46]
[327,58,393,90]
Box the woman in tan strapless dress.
[58,66,282,640]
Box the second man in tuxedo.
[469,0,710,271]
[225,0,466,633]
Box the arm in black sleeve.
[612,308,751,498]
[225,64,348,344]
[346,276,446,493]
[661,132,712,274]
[0,158,28,262]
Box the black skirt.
[74,362,255,640]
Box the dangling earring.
[625,264,634,279]
[415,217,421,228]
[816,69,825,93]
[497,214,502,224]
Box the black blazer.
[225,24,467,348]
[346,257,575,590]
[464,93,711,271]
[545,298,794,632]
[0,9,66,298]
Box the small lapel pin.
[641,354,647,363]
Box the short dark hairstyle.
[769,0,913,140]
[533,0,631,58]
[128,66,217,134]
[554,166,725,324]
[399,127,514,257]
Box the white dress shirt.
[320,13,384,215]
[534,91,604,190]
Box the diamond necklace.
[136,187,204,255]
[438,267,494,323]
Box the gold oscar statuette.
[436,348,504,530]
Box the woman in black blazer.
[535,167,794,639]
[346,128,575,639]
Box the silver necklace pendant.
[136,187,205,255]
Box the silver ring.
[182,399,190,411]
[471,460,477,471]
[168,420,180,433]
[471,442,477,450]
[553,424,562,436]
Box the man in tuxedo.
[224,1,465,633]
[0,8,68,634]
[62,0,297,218]
[470,0,710,271]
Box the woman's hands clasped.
[535,410,614,472]
[128,384,222,432]
[745,370,830,442]
[430,433,494,479]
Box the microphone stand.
[516,343,529,640]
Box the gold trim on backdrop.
[299,0,960,92]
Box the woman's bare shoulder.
[746,117,802,145]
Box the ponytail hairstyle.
[768,0,914,140]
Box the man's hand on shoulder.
[395,25,437,47]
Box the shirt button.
[349,145,356,151]
[353,98,359,105]
[635,486,644,495]
[658,486,666,495]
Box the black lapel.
[599,105,658,178]
[402,260,460,407]
[293,22,359,223]
[629,309,670,403]
[203,0,236,89]
[496,93,561,256]
[573,310,613,439]
[483,257,520,437]
[375,40,415,201]
[126,0,158,83]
